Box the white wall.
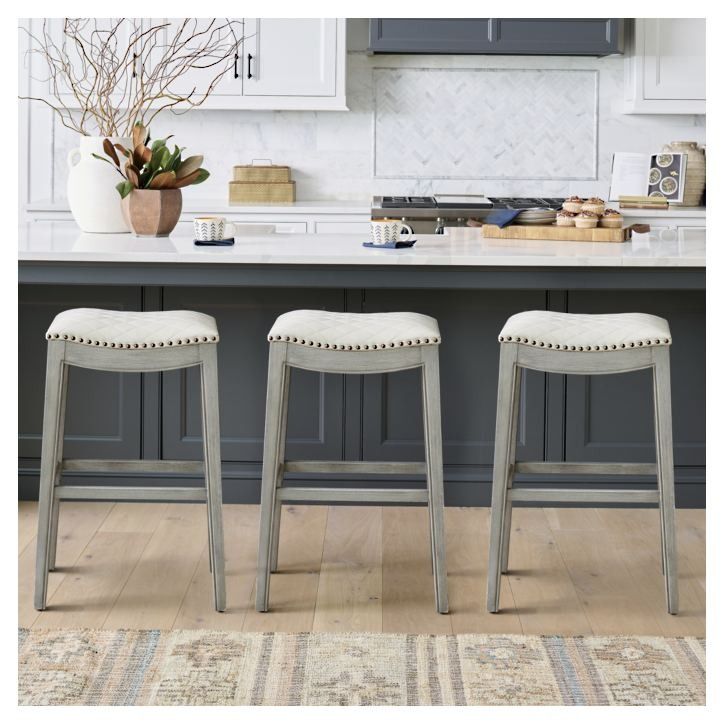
[23,19,705,207]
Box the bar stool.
[35,308,226,612]
[256,309,448,614]
[487,311,678,614]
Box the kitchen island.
[19,222,706,506]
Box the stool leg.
[269,364,291,573]
[256,343,288,612]
[34,342,66,610]
[652,347,679,614]
[500,365,521,575]
[487,343,519,613]
[421,347,448,614]
[200,345,226,613]
[48,363,69,572]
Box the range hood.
[368,18,623,57]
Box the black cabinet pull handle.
[247,53,253,79]
[233,53,239,79]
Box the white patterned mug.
[370,219,414,245]
[194,216,227,241]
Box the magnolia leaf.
[191,168,210,185]
[116,180,133,199]
[125,163,141,188]
[148,170,176,189]
[103,138,120,167]
[114,143,131,158]
[91,152,117,168]
[132,122,146,150]
[133,143,152,168]
[176,155,204,179]
[173,169,201,188]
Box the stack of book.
[618,195,669,210]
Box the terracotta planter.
[122,189,182,237]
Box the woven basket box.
[233,164,291,183]
[229,181,296,204]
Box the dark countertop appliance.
[371,195,565,234]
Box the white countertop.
[18,222,705,268]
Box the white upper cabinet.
[243,19,338,97]
[621,18,705,114]
[173,17,347,110]
[25,18,347,112]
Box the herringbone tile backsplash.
[373,68,598,181]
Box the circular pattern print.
[649,168,662,184]
[649,191,666,198]
[656,154,674,168]
[660,176,678,195]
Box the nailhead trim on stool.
[267,309,440,351]
[45,308,219,349]
[498,310,671,352]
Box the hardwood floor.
[18,501,706,636]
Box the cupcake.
[581,197,606,215]
[574,211,599,229]
[562,195,584,213]
[556,210,577,227]
[599,208,623,228]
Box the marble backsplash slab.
[373,67,598,180]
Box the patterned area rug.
[18,629,705,706]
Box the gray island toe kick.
[18,223,706,506]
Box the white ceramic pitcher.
[67,135,132,233]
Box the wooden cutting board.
[481,223,648,243]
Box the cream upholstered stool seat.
[257,309,448,614]
[488,310,678,615]
[35,308,225,613]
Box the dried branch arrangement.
[20,18,243,136]
[94,122,210,197]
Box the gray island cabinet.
[18,223,705,506]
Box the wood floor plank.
[312,506,383,633]
[505,508,593,635]
[103,503,208,630]
[675,509,706,601]
[18,501,38,553]
[18,502,114,629]
[99,502,169,534]
[446,507,522,635]
[243,505,328,633]
[33,532,151,629]
[381,507,452,634]
[545,508,665,636]
[174,504,259,631]
[596,508,705,635]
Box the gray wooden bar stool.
[487,310,678,614]
[35,308,226,612]
[256,309,448,614]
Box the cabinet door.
[243,19,337,96]
[360,290,546,465]
[643,19,705,100]
[565,291,705,466]
[491,19,622,55]
[161,287,345,462]
[369,18,491,54]
[18,286,143,460]
[145,18,243,100]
